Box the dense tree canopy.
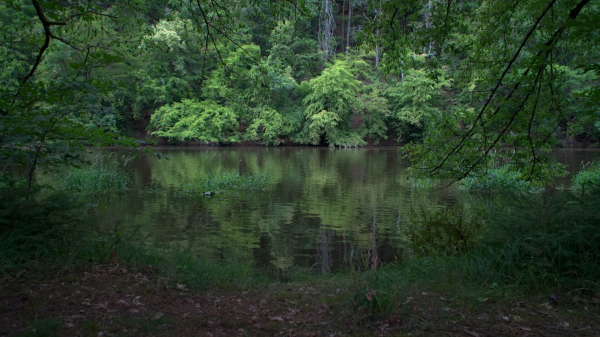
[0,0,598,185]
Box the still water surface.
[93,148,600,273]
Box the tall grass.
[482,191,600,293]
[60,153,134,194]
[62,167,131,193]
[176,172,273,195]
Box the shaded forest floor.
[1,264,599,337]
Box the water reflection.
[90,148,600,272]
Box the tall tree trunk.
[347,0,352,50]
[425,0,433,54]
[341,0,345,52]
[319,0,335,61]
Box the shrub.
[0,183,85,272]
[461,167,543,193]
[571,162,600,193]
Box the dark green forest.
[1,1,600,335]
[2,0,599,184]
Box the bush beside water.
[571,163,600,192]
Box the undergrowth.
[0,184,85,272]
[344,190,600,322]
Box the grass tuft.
[176,172,273,195]
[62,167,131,194]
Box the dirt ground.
[1,264,599,336]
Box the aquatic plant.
[175,172,273,195]
[62,167,131,194]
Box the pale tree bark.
[424,0,433,55]
[319,0,336,61]
[347,0,352,50]
[374,0,383,67]
[341,0,345,52]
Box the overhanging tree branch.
[19,0,67,85]
[430,0,591,176]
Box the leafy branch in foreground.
[377,0,599,185]
[0,0,139,189]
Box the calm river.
[92,148,600,273]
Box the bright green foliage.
[203,44,267,111]
[127,16,208,121]
[356,87,390,142]
[200,42,301,145]
[246,108,288,146]
[150,99,238,143]
[302,60,364,146]
[386,67,451,140]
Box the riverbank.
[2,152,600,336]
[2,261,599,337]
[133,132,600,149]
